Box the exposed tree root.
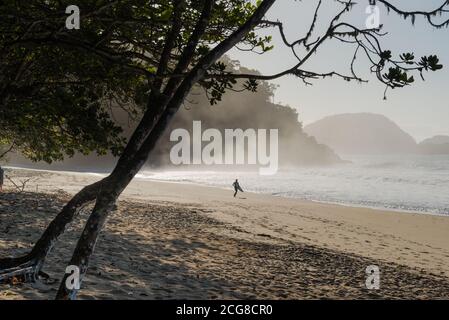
[0,180,105,284]
[0,261,37,284]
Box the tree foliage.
[0,0,267,161]
[1,0,447,162]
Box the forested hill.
[148,72,342,167]
[7,63,342,170]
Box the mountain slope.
[420,135,449,145]
[304,113,418,155]
[419,135,449,154]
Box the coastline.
[7,165,448,217]
[1,167,449,299]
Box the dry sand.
[1,168,449,299]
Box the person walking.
[232,179,244,198]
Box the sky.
[229,0,449,142]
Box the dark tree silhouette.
[0,0,447,299]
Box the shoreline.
[5,165,447,218]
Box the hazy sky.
[230,0,449,142]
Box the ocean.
[137,155,449,216]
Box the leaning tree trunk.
[55,56,209,299]
[56,189,118,300]
[55,93,178,299]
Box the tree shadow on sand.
[1,191,449,300]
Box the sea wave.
[138,155,449,216]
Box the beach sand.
[1,168,449,299]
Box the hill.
[419,135,449,154]
[420,135,449,145]
[304,113,418,155]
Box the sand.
[1,167,449,299]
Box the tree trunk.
[55,190,117,300]
[55,78,195,297]
[55,112,170,299]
